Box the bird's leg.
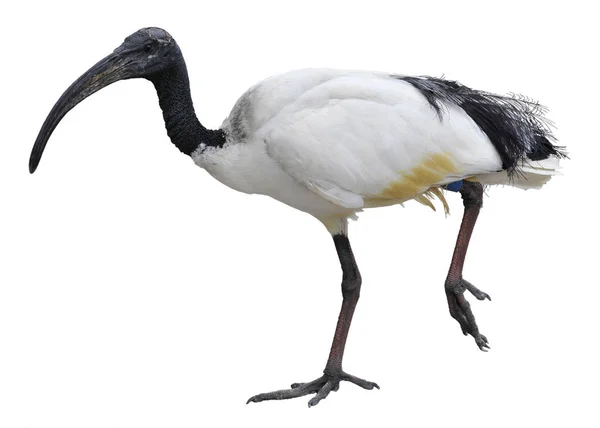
[247,233,378,407]
[445,181,491,351]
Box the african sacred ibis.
[30,27,565,407]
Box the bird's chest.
[191,141,348,219]
[192,141,299,197]
[192,143,263,194]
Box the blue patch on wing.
[444,180,463,192]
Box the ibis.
[29,27,565,407]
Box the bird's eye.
[144,44,154,53]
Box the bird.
[29,27,565,407]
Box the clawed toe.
[464,279,491,301]
[247,371,378,407]
[342,372,379,390]
[446,278,491,351]
[475,334,490,351]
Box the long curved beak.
[29,50,133,173]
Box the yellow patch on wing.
[377,153,458,214]
[380,153,458,200]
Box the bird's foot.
[445,278,491,351]
[246,370,379,407]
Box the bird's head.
[29,27,180,173]
[116,27,179,78]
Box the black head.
[115,27,180,78]
[29,27,180,173]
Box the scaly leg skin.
[247,372,379,408]
[445,181,491,351]
[247,232,378,407]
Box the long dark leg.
[445,181,491,351]
[324,234,362,373]
[247,232,378,407]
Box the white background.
[1,0,598,427]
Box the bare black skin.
[30,27,213,173]
[29,27,490,407]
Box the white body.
[192,69,559,233]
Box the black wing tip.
[527,135,568,162]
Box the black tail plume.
[396,76,567,175]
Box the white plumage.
[194,68,560,233]
[29,28,565,407]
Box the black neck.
[149,52,225,155]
